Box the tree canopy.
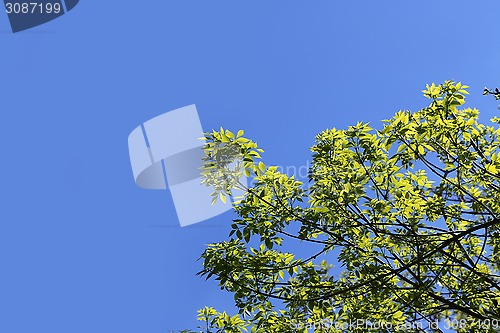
[182,81,500,333]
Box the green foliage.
[200,128,264,205]
[185,81,500,332]
[484,87,500,110]
[484,87,500,100]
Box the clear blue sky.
[1,1,499,332]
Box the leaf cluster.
[184,81,500,332]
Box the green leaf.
[258,161,266,173]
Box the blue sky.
[1,1,499,332]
